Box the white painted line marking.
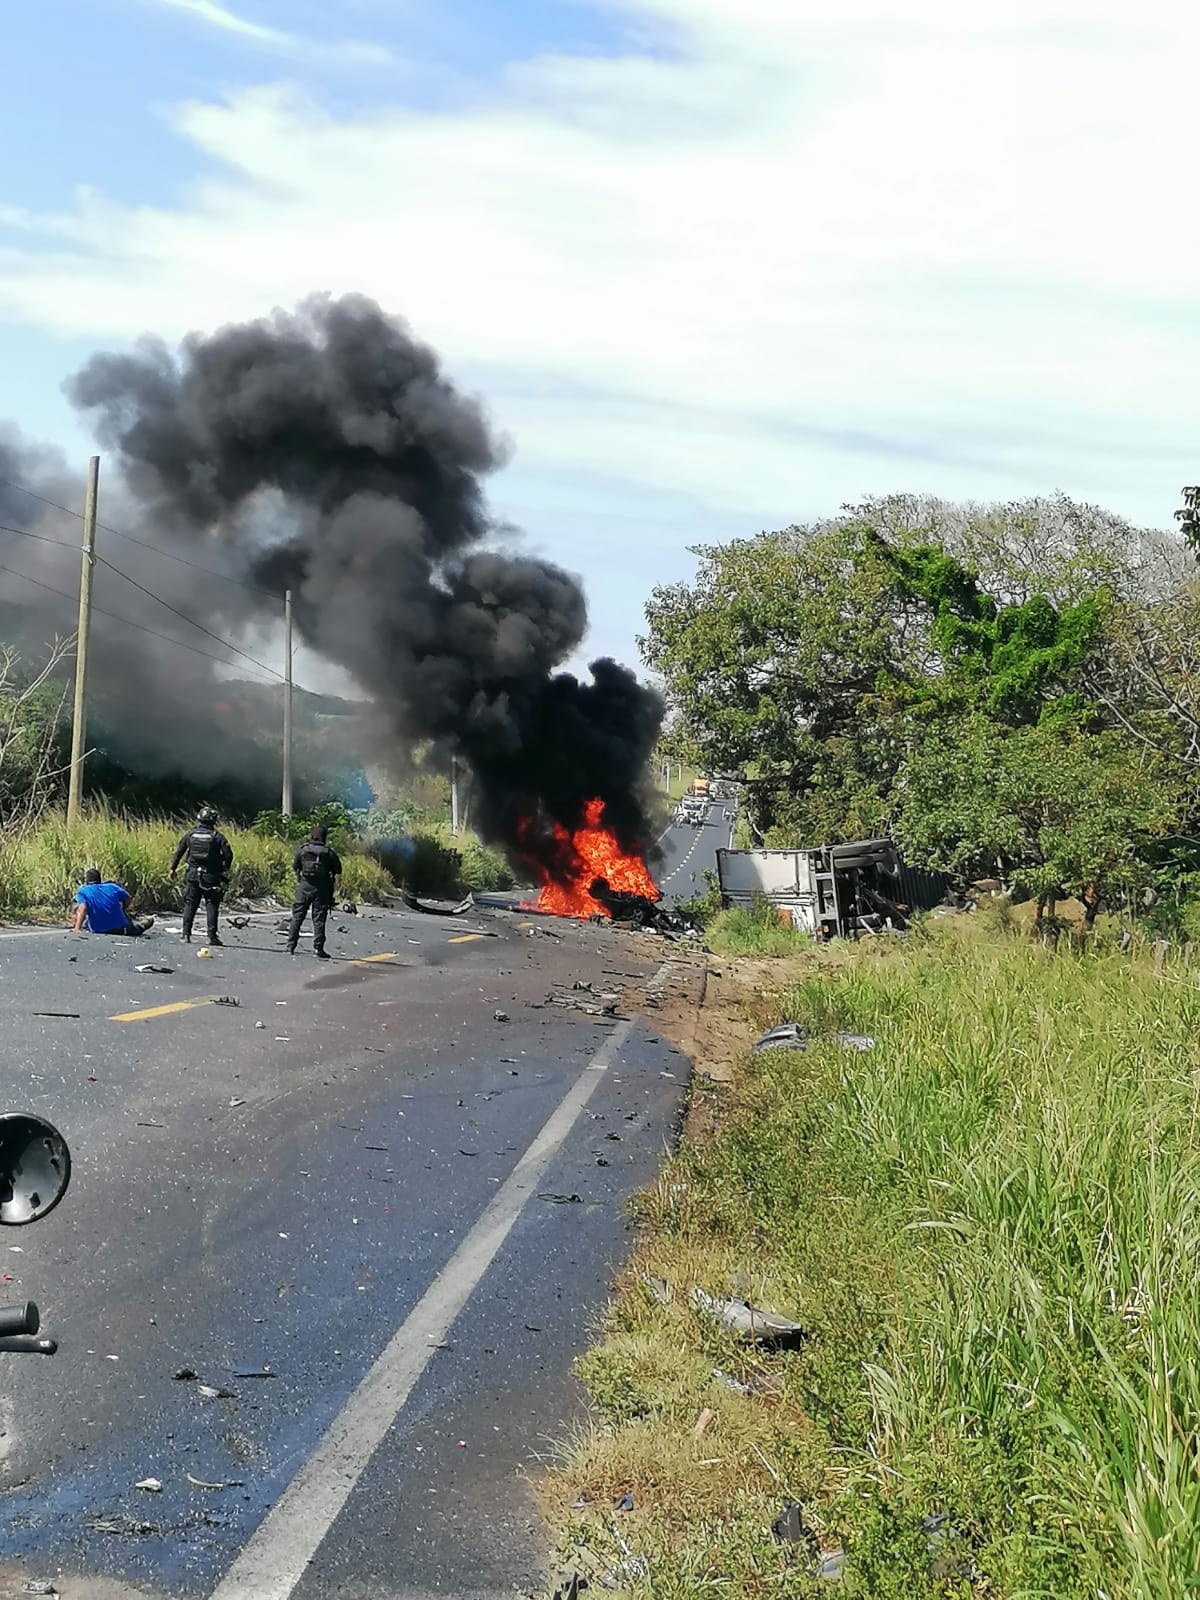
[662,803,716,887]
[207,962,672,1600]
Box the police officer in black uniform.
[170,804,235,945]
[286,824,343,960]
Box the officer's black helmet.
[197,804,218,825]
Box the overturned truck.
[716,839,947,940]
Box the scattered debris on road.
[21,1581,57,1597]
[134,1477,163,1494]
[398,889,473,917]
[493,1009,511,1022]
[538,1192,584,1204]
[135,964,174,974]
[187,1472,243,1490]
[87,1514,160,1538]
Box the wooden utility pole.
[66,455,100,828]
[282,589,294,818]
[450,753,460,834]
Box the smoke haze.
[2,294,665,866]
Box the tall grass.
[554,922,1200,1598]
[706,897,812,957]
[0,806,395,918]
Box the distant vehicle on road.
[680,796,706,827]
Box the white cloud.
[2,0,1198,551]
[137,0,399,65]
[149,0,293,45]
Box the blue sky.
[3,0,1199,679]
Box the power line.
[95,555,284,682]
[0,473,283,599]
[0,513,288,682]
[0,520,79,553]
[0,559,279,680]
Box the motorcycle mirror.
[0,1114,71,1225]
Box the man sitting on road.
[72,867,155,937]
[286,824,343,961]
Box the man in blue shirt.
[71,868,155,937]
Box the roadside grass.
[550,919,1200,1599]
[0,807,395,920]
[706,899,811,958]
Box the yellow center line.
[111,996,222,1023]
[448,933,484,944]
[514,921,532,930]
[355,952,399,965]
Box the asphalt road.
[0,896,693,1600]
[653,800,734,905]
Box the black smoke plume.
[59,293,664,870]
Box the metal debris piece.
[399,889,473,916]
[691,1288,806,1347]
[599,1555,649,1589]
[187,1472,243,1490]
[538,1192,583,1204]
[228,1098,247,1109]
[493,1009,511,1022]
[711,1368,752,1395]
[87,1514,160,1538]
[229,1366,275,1379]
[32,1011,80,1019]
[614,1491,634,1512]
[342,902,358,914]
[772,1503,812,1547]
[21,1580,57,1595]
[213,996,240,1008]
[135,964,174,974]
[817,1549,847,1581]
[135,1477,163,1493]
[173,1366,198,1381]
[197,1384,237,1399]
[229,917,250,929]
[752,1023,875,1054]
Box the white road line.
[662,803,717,886]
[207,970,668,1600]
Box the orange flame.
[527,798,660,919]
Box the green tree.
[641,500,1111,846]
[894,716,1181,906]
[640,519,930,841]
